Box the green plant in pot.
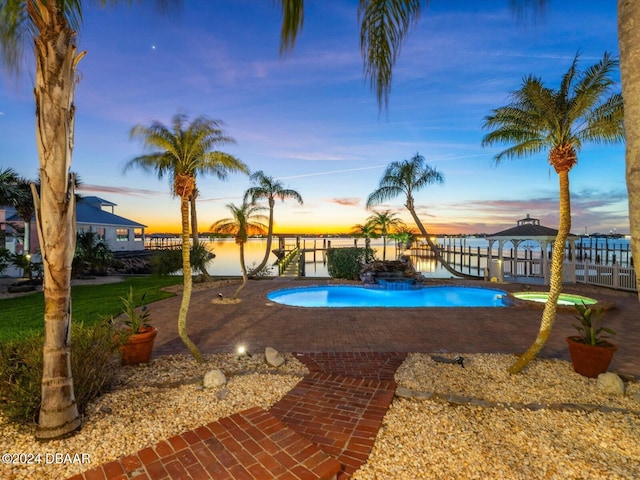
[566,302,617,378]
[117,287,157,365]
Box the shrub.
[327,247,375,280]
[0,248,10,274]
[0,317,123,424]
[248,261,274,278]
[10,253,41,279]
[73,231,114,276]
[150,243,215,276]
[150,249,182,275]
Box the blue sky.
[0,0,627,235]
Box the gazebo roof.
[488,215,578,241]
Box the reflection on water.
[202,237,465,278]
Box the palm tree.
[389,226,417,257]
[126,113,249,363]
[243,171,303,276]
[366,153,470,278]
[618,1,640,300]
[13,178,35,254]
[0,168,21,250]
[210,201,268,299]
[350,221,378,262]
[366,210,405,260]
[0,167,20,205]
[482,52,624,374]
[351,221,377,249]
[0,0,178,441]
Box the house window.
[134,228,143,241]
[97,228,106,240]
[116,228,129,242]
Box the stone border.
[395,386,640,416]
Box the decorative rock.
[99,405,112,414]
[395,387,415,398]
[597,372,625,396]
[216,388,229,400]
[203,369,227,388]
[265,347,285,367]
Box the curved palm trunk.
[509,170,571,373]
[234,242,248,298]
[249,198,275,277]
[618,0,640,301]
[178,195,203,363]
[405,198,478,280]
[33,5,82,440]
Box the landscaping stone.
[203,369,226,388]
[597,372,625,396]
[265,346,285,367]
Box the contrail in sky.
[278,165,387,180]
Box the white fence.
[568,262,637,292]
[493,258,637,292]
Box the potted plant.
[117,287,157,365]
[566,302,617,378]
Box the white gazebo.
[486,214,579,284]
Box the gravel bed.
[354,353,640,480]
[0,353,308,480]
[1,353,639,480]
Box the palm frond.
[244,170,303,205]
[276,0,304,55]
[577,93,625,145]
[358,0,425,110]
[367,152,443,207]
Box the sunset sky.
[1,0,626,236]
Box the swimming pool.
[512,291,597,306]
[267,285,509,308]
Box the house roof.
[3,200,145,228]
[80,196,117,208]
[76,202,146,228]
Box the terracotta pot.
[566,336,617,378]
[118,326,158,365]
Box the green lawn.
[0,276,183,342]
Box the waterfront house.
[1,195,146,259]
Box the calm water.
[173,235,632,278]
[202,237,408,278]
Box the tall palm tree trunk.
[618,0,640,301]
[509,170,571,373]
[178,193,203,363]
[249,199,275,276]
[190,194,199,244]
[234,242,248,298]
[382,235,387,260]
[32,5,82,440]
[189,194,213,281]
[405,200,478,280]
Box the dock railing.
[277,248,300,276]
[570,262,637,291]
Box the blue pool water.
[267,285,509,308]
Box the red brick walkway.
[68,352,405,480]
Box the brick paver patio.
[69,278,639,479]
